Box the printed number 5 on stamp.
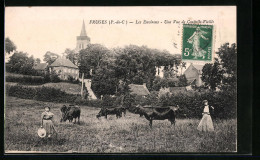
[182,24,214,62]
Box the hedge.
[126,89,236,119]
[6,85,78,103]
[6,74,45,85]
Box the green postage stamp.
[182,24,214,62]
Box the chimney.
[143,83,146,87]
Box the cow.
[96,107,123,119]
[136,105,179,128]
[60,105,81,124]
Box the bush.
[87,99,103,108]
[158,90,236,119]
[6,74,45,85]
[6,84,78,103]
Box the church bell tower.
[75,20,90,53]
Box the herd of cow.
[60,104,179,128]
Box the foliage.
[43,51,59,65]
[216,43,237,88]
[201,43,237,90]
[7,52,37,75]
[6,85,78,103]
[5,37,17,54]
[157,90,236,119]
[6,74,45,85]
[178,75,188,87]
[114,45,157,90]
[65,48,78,65]
[78,44,110,78]
[91,59,119,98]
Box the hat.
[202,100,208,104]
[37,128,46,138]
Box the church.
[47,20,91,80]
[74,20,91,53]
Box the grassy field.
[4,96,237,153]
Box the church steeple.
[80,20,87,36]
[75,20,90,53]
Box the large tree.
[64,48,78,65]
[8,52,36,75]
[201,43,237,90]
[78,44,110,78]
[114,45,157,89]
[201,59,224,90]
[216,43,237,88]
[91,59,118,98]
[5,37,17,54]
[43,51,60,65]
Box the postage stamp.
[182,24,214,62]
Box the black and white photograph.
[4,6,237,153]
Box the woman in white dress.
[197,100,214,132]
[187,27,209,59]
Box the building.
[183,63,203,86]
[49,57,79,80]
[75,20,91,53]
[128,83,150,97]
[33,63,48,75]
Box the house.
[33,63,48,75]
[183,63,203,86]
[49,57,79,80]
[128,83,150,97]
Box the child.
[41,106,56,138]
[197,100,214,132]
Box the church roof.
[80,20,87,36]
[50,57,78,69]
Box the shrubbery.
[127,89,236,119]
[6,74,45,85]
[6,85,78,103]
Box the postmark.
[182,24,214,62]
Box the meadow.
[5,96,237,153]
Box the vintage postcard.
[4,6,237,153]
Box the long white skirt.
[197,114,214,132]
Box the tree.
[114,45,156,90]
[201,59,223,90]
[43,51,59,65]
[178,74,188,87]
[91,59,118,98]
[5,37,17,54]
[78,44,110,78]
[35,58,41,64]
[216,43,237,88]
[201,43,237,91]
[8,52,36,75]
[64,48,78,65]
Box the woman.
[187,27,209,59]
[197,100,214,132]
[41,106,56,138]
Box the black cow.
[96,107,123,119]
[60,105,81,124]
[136,105,179,128]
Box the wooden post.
[81,73,84,99]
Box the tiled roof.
[34,63,48,70]
[50,57,78,69]
[129,84,150,96]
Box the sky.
[5,6,236,62]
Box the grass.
[4,96,237,153]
